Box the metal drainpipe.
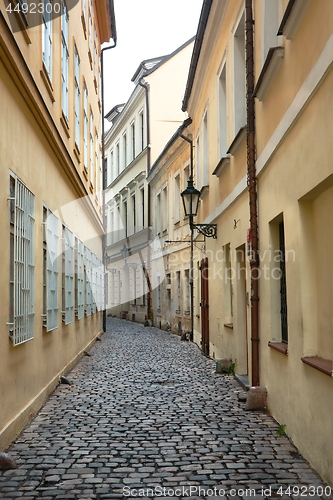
[101,38,117,333]
[178,130,194,342]
[139,77,152,323]
[245,0,260,386]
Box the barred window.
[84,246,92,316]
[61,1,69,120]
[42,0,52,78]
[43,206,59,332]
[9,174,35,346]
[74,45,81,149]
[62,225,74,324]
[75,238,84,320]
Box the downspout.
[139,77,152,323]
[245,0,260,386]
[177,126,194,342]
[101,37,117,333]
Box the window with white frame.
[88,0,93,59]
[262,0,282,64]
[156,192,161,235]
[83,83,88,170]
[131,121,135,160]
[9,174,35,346]
[162,185,168,232]
[81,0,86,25]
[202,111,208,187]
[116,142,120,177]
[75,238,84,320]
[42,0,52,78]
[84,246,92,315]
[62,225,74,324]
[218,63,228,158]
[61,1,69,120]
[132,194,136,234]
[195,135,201,190]
[95,131,99,191]
[141,187,145,228]
[174,174,180,224]
[123,131,127,170]
[90,110,94,184]
[117,269,121,305]
[110,150,114,183]
[130,266,137,305]
[74,45,81,149]
[175,270,181,313]
[157,275,161,312]
[233,12,246,136]
[91,253,97,313]
[43,206,59,332]
[139,111,144,150]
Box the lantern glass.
[181,179,201,217]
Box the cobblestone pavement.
[1,318,332,500]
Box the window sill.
[60,113,70,138]
[268,341,288,355]
[224,323,233,330]
[81,13,87,39]
[212,156,230,177]
[73,144,81,163]
[301,356,332,377]
[277,0,311,39]
[200,185,209,198]
[40,65,55,102]
[253,47,285,102]
[83,167,89,181]
[227,126,246,156]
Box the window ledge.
[200,185,209,198]
[73,144,81,163]
[277,0,311,39]
[224,323,233,330]
[301,356,333,377]
[268,341,288,355]
[60,114,70,138]
[212,156,230,177]
[83,167,89,181]
[254,47,285,102]
[40,65,55,102]
[227,126,246,156]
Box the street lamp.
[120,243,130,264]
[181,180,217,239]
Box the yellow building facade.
[173,0,332,485]
[0,0,116,449]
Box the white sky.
[102,0,203,115]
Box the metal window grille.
[62,226,74,324]
[44,208,59,331]
[9,175,35,346]
[84,246,92,316]
[75,239,84,320]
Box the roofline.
[131,35,196,83]
[182,0,213,112]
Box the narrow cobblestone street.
[0,318,331,500]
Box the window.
[83,83,88,169]
[233,13,246,136]
[132,194,136,234]
[110,150,114,183]
[157,275,161,313]
[223,243,233,323]
[203,111,208,187]
[116,142,120,177]
[123,200,128,238]
[43,207,59,332]
[123,131,127,170]
[75,238,84,320]
[162,185,168,232]
[42,0,52,78]
[140,111,144,150]
[141,187,145,229]
[279,221,288,342]
[88,0,93,59]
[95,131,99,191]
[184,269,190,314]
[9,174,35,345]
[62,225,74,324]
[84,246,92,315]
[176,271,181,313]
[174,174,180,224]
[74,45,80,149]
[61,1,69,120]
[90,110,94,184]
[195,135,201,190]
[218,64,227,158]
[262,0,282,64]
[131,121,136,160]
[156,192,161,235]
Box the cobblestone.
[1,318,332,500]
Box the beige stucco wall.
[0,0,111,449]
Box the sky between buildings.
[102,0,203,116]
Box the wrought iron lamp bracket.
[192,223,217,239]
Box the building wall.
[184,0,333,486]
[0,0,113,449]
